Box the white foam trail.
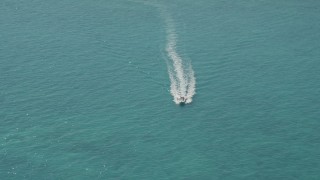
[168,71,180,104]
[162,11,196,104]
[129,0,196,104]
[186,65,196,103]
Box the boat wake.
[162,9,196,104]
[130,0,196,104]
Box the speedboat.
[177,96,187,104]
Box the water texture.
[1,0,320,179]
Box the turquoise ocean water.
[1,0,320,179]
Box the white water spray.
[162,10,196,104]
[130,1,196,104]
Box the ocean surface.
[1,0,320,179]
